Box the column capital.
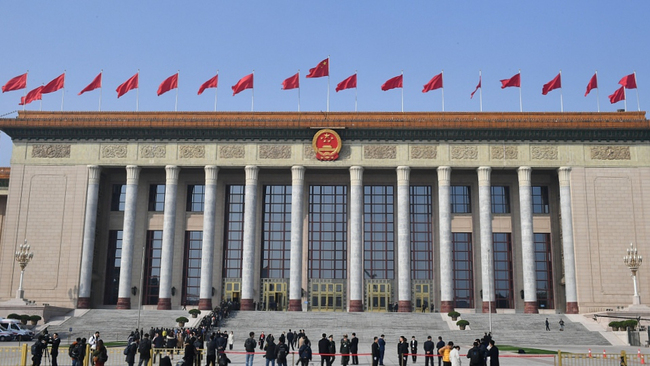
[204,165,219,184]
[126,165,141,185]
[165,165,181,184]
[245,165,259,184]
[517,166,532,186]
[291,166,306,184]
[350,166,364,185]
[558,167,572,187]
[87,165,102,185]
[437,166,452,185]
[477,166,492,186]
[396,166,410,186]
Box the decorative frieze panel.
[101,145,127,159]
[140,145,166,159]
[410,145,437,159]
[451,146,478,160]
[364,145,396,159]
[491,146,518,160]
[220,145,245,159]
[179,145,205,159]
[259,145,291,159]
[31,144,71,158]
[590,146,631,160]
[531,146,558,160]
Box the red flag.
[471,76,482,99]
[584,73,597,97]
[282,73,300,90]
[609,86,625,104]
[422,73,443,93]
[41,73,65,94]
[500,73,521,88]
[157,73,178,96]
[198,74,218,95]
[232,73,254,96]
[542,73,561,95]
[19,86,43,105]
[78,72,102,95]
[306,58,329,78]
[619,73,637,89]
[2,73,27,93]
[336,74,357,92]
[381,75,403,91]
[116,73,139,98]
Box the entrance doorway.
[413,282,432,312]
[223,281,241,303]
[262,281,287,311]
[366,281,391,312]
[310,281,345,311]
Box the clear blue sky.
[1,1,648,166]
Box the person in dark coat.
[423,336,434,366]
[276,340,290,366]
[371,337,380,366]
[435,337,445,366]
[328,335,336,365]
[410,336,418,363]
[126,339,138,366]
[265,337,278,366]
[138,334,152,366]
[340,334,351,366]
[50,333,61,366]
[487,340,499,366]
[183,338,197,366]
[378,335,386,366]
[319,334,331,366]
[287,330,294,351]
[299,338,312,366]
[397,336,409,366]
[206,334,217,366]
[466,342,483,366]
[350,333,359,365]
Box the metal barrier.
[558,350,649,366]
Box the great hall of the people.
[0,111,648,314]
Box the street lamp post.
[14,240,34,300]
[623,243,643,305]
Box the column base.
[198,299,213,311]
[157,298,172,310]
[398,300,412,312]
[77,297,91,309]
[349,300,363,312]
[524,301,539,314]
[566,302,579,314]
[240,299,254,311]
[116,297,131,310]
[288,299,302,311]
[440,301,454,313]
[482,301,496,313]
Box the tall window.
[104,230,122,305]
[111,184,127,211]
[262,185,292,278]
[532,186,550,214]
[223,185,245,278]
[183,231,202,306]
[309,185,348,279]
[186,185,205,212]
[491,186,511,214]
[452,233,473,308]
[534,233,554,309]
[148,185,165,212]
[493,233,514,308]
[144,231,163,305]
[451,186,471,213]
[364,186,394,280]
[410,185,433,280]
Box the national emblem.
[312,129,342,161]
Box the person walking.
[545,318,550,331]
[138,333,152,366]
[410,336,418,363]
[276,339,290,366]
[423,336,434,366]
[398,336,409,366]
[260,332,266,350]
[559,320,565,331]
[265,336,278,366]
[299,338,312,366]
[371,337,380,366]
[92,340,108,366]
[328,335,336,366]
[378,335,386,366]
[125,339,138,366]
[340,334,351,366]
[245,332,257,366]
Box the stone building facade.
[0,111,648,314]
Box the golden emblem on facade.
[312,129,342,161]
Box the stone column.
[349,166,364,312]
[437,166,454,312]
[477,166,495,313]
[558,167,579,314]
[518,167,538,313]
[117,165,141,309]
[289,166,306,311]
[199,166,218,310]
[157,166,180,310]
[77,165,102,309]
[396,166,412,312]
[240,166,259,311]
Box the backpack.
[277,347,287,361]
[303,345,312,359]
[468,348,482,364]
[31,343,37,356]
[124,344,131,355]
[69,344,80,359]
[98,350,108,363]
[245,338,256,351]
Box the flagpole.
[624,87,627,112]
[99,70,103,112]
[479,70,483,112]
[560,70,564,113]
[175,70,179,112]
[61,71,66,111]
[634,71,640,111]
[40,84,43,111]
[298,70,301,112]
[355,71,358,112]
[215,70,219,112]
[251,70,254,112]
[23,70,28,112]
[136,70,140,112]
[595,70,600,113]
[327,56,330,112]
[518,69,522,112]
[401,70,404,113]
[441,70,445,112]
